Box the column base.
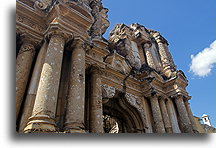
[181,124,193,133]
[165,127,173,133]
[193,130,199,133]
[24,115,57,133]
[65,129,86,133]
[64,122,86,133]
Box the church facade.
[16,0,199,133]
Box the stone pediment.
[105,51,132,75]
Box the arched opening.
[103,93,145,133]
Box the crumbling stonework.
[16,0,199,133]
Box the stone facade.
[16,0,199,133]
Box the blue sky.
[102,0,216,127]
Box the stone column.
[149,95,166,133]
[143,43,156,69]
[64,38,86,133]
[16,41,36,120]
[159,97,172,133]
[90,0,102,38]
[19,41,48,132]
[184,99,199,133]
[156,41,172,78]
[163,43,175,68]
[142,97,153,133]
[89,66,104,133]
[174,95,193,133]
[166,98,181,133]
[24,33,66,133]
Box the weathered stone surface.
[89,66,104,133]
[16,42,35,119]
[166,98,181,133]
[24,34,65,133]
[19,41,48,132]
[16,0,200,134]
[159,98,172,133]
[149,95,166,133]
[184,100,199,133]
[102,84,115,99]
[174,95,193,133]
[64,39,86,133]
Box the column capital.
[152,32,168,45]
[158,95,168,101]
[71,37,85,48]
[170,93,185,100]
[20,33,41,47]
[90,0,102,8]
[143,41,152,49]
[89,64,103,75]
[18,42,36,56]
[45,27,73,43]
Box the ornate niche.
[105,51,132,75]
[109,24,142,70]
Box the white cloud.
[189,40,216,77]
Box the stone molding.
[45,27,74,43]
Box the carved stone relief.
[102,84,116,99]
[100,8,110,35]
[125,93,147,128]
[34,0,53,10]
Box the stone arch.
[102,92,146,133]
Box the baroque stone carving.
[16,0,200,133]
[16,15,44,33]
[102,84,116,99]
[100,8,110,35]
[34,0,53,10]
[125,93,147,128]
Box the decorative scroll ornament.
[102,84,116,99]
[125,93,147,128]
[35,0,53,10]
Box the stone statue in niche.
[129,40,142,69]
[109,24,143,70]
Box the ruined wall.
[16,0,198,133]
